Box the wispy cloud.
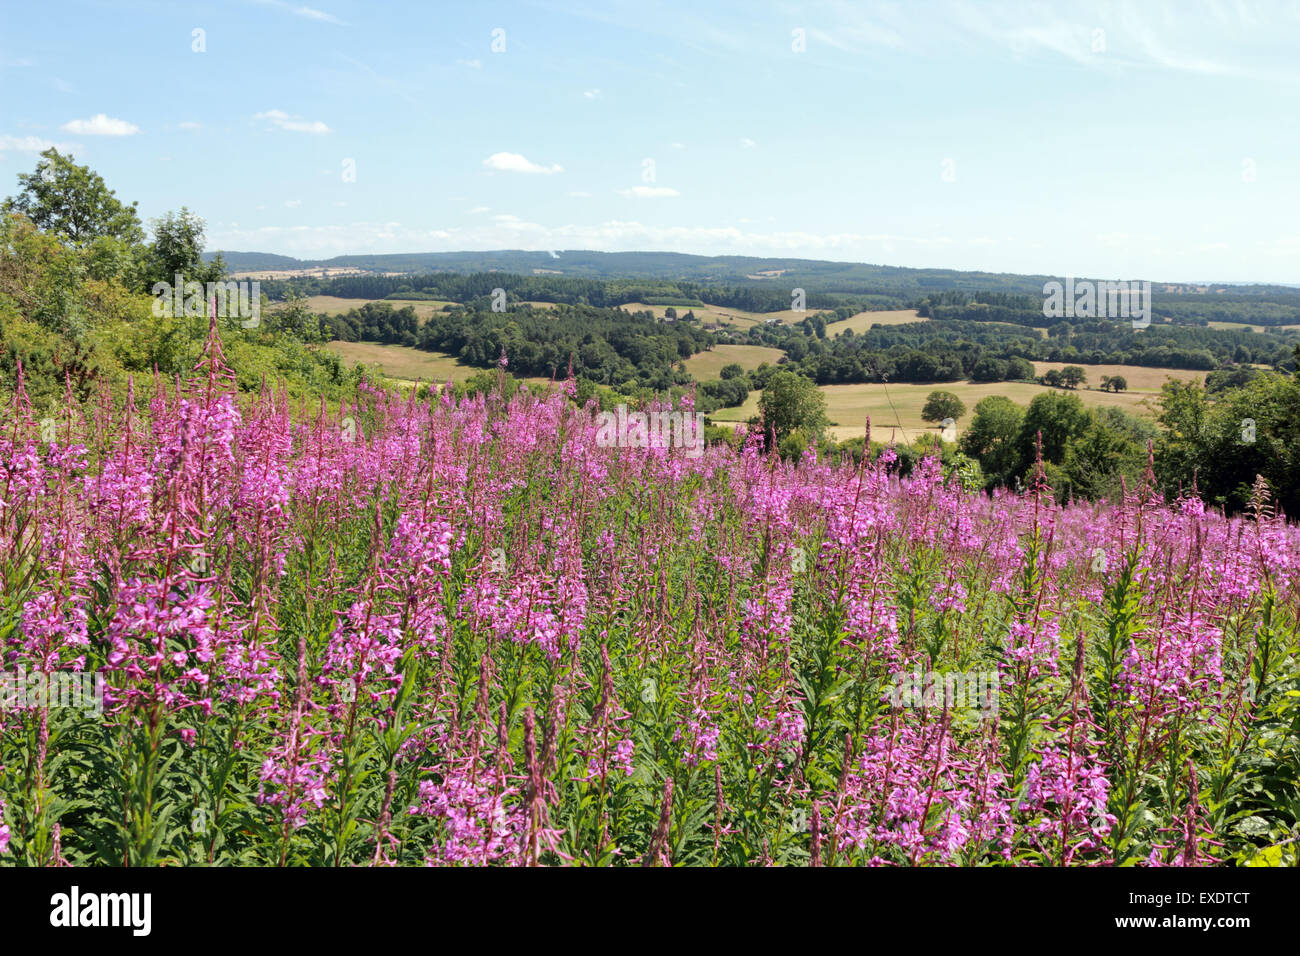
[947,0,1283,79]
[482,152,563,174]
[62,114,139,136]
[583,88,601,99]
[255,109,331,134]
[250,0,346,26]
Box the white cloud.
[617,185,680,198]
[254,110,331,134]
[61,114,139,136]
[482,152,563,174]
[0,134,70,153]
[457,58,482,69]
[670,142,686,150]
[583,88,601,99]
[468,206,490,214]
[284,199,303,208]
[178,121,201,130]
[740,137,757,148]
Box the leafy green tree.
[1205,367,1255,394]
[758,370,828,450]
[959,395,1024,488]
[1005,356,1036,381]
[267,290,324,343]
[3,148,144,246]
[921,390,966,425]
[144,207,225,290]
[720,362,744,380]
[1018,391,1089,466]
[1153,380,1211,498]
[1156,373,1300,515]
[1063,417,1143,502]
[1060,365,1086,389]
[1042,369,1063,388]
[971,356,1006,382]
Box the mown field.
[709,366,1202,442]
[619,302,832,329]
[829,309,928,336]
[325,340,476,382]
[1030,362,1206,391]
[325,340,554,390]
[306,295,457,321]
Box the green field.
[683,344,786,379]
[1206,320,1300,334]
[828,309,927,336]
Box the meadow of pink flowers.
[1,325,1297,866]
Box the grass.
[325,341,477,382]
[683,344,786,380]
[326,340,554,389]
[306,296,458,321]
[1030,362,1205,391]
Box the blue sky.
[1,0,1298,281]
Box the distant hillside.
[208,250,306,271]
[207,249,1062,295]
[204,248,1298,300]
